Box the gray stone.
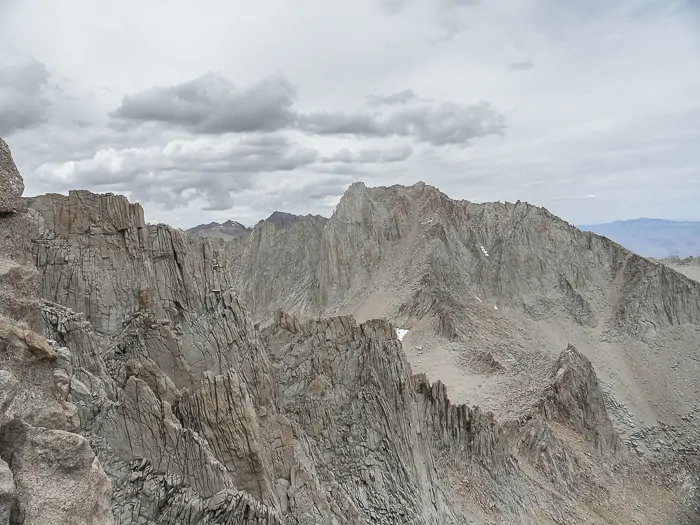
[0,370,18,418]
[0,458,15,525]
[0,139,23,213]
[6,182,699,523]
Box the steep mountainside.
[658,256,700,283]
[1,134,699,523]
[222,183,700,338]
[579,218,700,258]
[217,181,700,517]
[1,139,113,525]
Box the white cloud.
[1,0,699,227]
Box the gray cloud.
[111,72,297,134]
[377,0,411,15]
[34,134,319,210]
[366,89,419,107]
[296,111,381,135]
[438,0,479,8]
[299,101,505,145]
[110,72,505,146]
[323,145,413,163]
[378,0,477,15]
[0,57,53,135]
[508,60,534,71]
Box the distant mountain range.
[190,215,700,259]
[578,218,700,258]
[187,211,304,240]
[187,219,251,241]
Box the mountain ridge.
[1,136,699,523]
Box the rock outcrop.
[211,182,700,344]
[539,344,620,454]
[0,139,113,525]
[3,149,696,523]
[0,139,24,214]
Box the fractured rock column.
[0,137,114,525]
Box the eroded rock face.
[208,182,700,344]
[541,344,620,454]
[0,458,15,525]
[0,138,113,525]
[0,420,113,525]
[0,139,24,214]
[17,182,700,523]
[42,297,477,523]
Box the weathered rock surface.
[0,457,14,525]
[0,420,113,525]
[210,182,700,343]
[539,344,620,454]
[0,140,113,525]
[0,139,24,213]
[10,168,699,522]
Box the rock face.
[0,420,113,525]
[0,140,113,525]
[539,344,620,454]
[4,160,697,523]
[0,139,24,213]
[201,182,700,344]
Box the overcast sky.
[1,0,699,227]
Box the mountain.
[187,211,319,243]
[1,137,699,523]
[259,211,301,227]
[658,256,700,283]
[186,219,251,240]
[579,218,700,258]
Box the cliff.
[2,145,696,522]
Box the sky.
[1,0,699,228]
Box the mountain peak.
[3,151,699,524]
[263,211,299,227]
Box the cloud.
[383,101,505,145]
[3,0,700,227]
[111,72,504,146]
[34,134,319,210]
[437,0,479,9]
[0,56,53,135]
[322,145,413,163]
[365,89,419,106]
[378,0,477,16]
[507,60,533,71]
[377,0,411,15]
[299,101,505,145]
[111,72,298,134]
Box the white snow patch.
[475,296,483,303]
[494,305,499,310]
[396,328,409,341]
[480,245,489,257]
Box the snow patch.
[396,328,409,341]
[493,305,499,310]
[480,245,489,257]
[475,296,483,303]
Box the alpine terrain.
[1,136,699,524]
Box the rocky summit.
[1,136,699,524]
